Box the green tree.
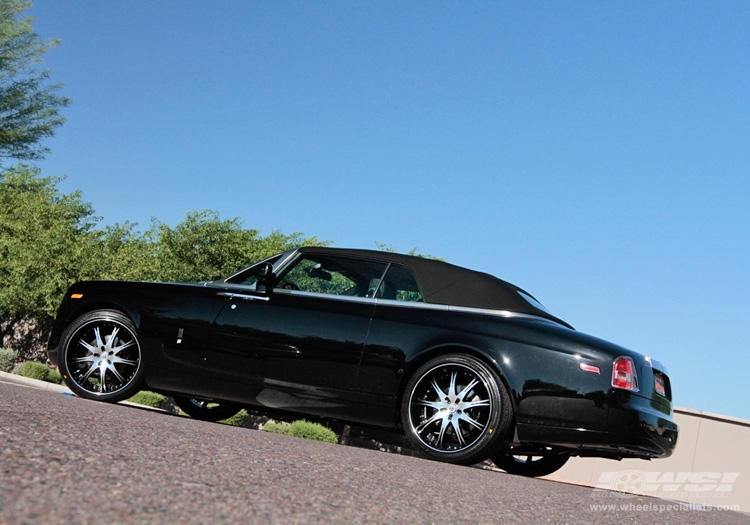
[0,0,70,163]
[151,210,327,282]
[0,164,96,321]
[89,221,158,281]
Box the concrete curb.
[0,370,72,395]
[0,371,176,413]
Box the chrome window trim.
[373,298,558,323]
[272,288,378,305]
[447,304,554,322]
[272,248,301,272]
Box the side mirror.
[255,262,275,292]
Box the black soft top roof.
[296,247,571,328]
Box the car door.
[208,252,387,403]
[356,263,427,397]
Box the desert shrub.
[219,409,248,427]
[0,348,18,372]
[18,361,62,384]
[288,420,338,444]
[48,368,62,384]
[127,391,166,409]
[262,421,291,435]
[262,420,338,443]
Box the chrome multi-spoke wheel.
[401,354,512,465]
[59,310,144,402]
[174,396,243,422]
[490,447,570,477]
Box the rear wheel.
[400,353,512,465]
[59,310,144,402]
[490,447,570,477]
[174,396,243,422]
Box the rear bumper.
[515,392,679,460]
[603,393,679,458]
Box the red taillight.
[612,356,638,391]
[654,373,666,397]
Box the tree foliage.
[89,221,157,281]
[0,164,97,322]
[0,0,70,163]
[150,210,326,283]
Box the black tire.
[174,396,243,422]
[59,309,144,402]
[491,448,570,477]
[400,353,512,465]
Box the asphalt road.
[1,381,747,525]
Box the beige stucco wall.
[545,408,750,512]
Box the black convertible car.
[48,247,678,476]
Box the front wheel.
[174,396,244,422]
[490,448,570,477]
[400,354,513,465]
[58,309,144,402]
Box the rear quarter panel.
[361,302,639,432]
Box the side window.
[276,255,387,297]
[377,264,423,302]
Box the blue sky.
[30,1,750,420]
